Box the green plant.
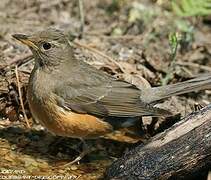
[172,0,211,17]
[161,32,181,85]
[174,19,194,52]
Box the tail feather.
[141,74,211,103]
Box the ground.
[0,0,210,179]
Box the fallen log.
[105,104,211,180]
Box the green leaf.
[172,0,211,17]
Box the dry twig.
[74,41,125,72]
[0,52,32,70]
[78,0,85,38]
[15,66,31,128]
[176,61,211,72]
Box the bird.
[12,28,211,164]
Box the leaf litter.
[0,0,210,179]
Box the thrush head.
[12,28,73,69]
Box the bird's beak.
[12,34,39,50]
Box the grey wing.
[54,79,171,117]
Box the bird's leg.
[63,138,92,166]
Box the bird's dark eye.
[42,42,52,50]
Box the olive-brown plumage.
[12,28,211,140]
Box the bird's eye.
[42,42,52,50]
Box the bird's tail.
[142,74,211,103]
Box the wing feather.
[55,78,171,117]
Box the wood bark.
[105,105,211,180]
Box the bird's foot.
[63,150,89,166]
[62,138,94,166]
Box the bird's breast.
[28,85,113,138]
